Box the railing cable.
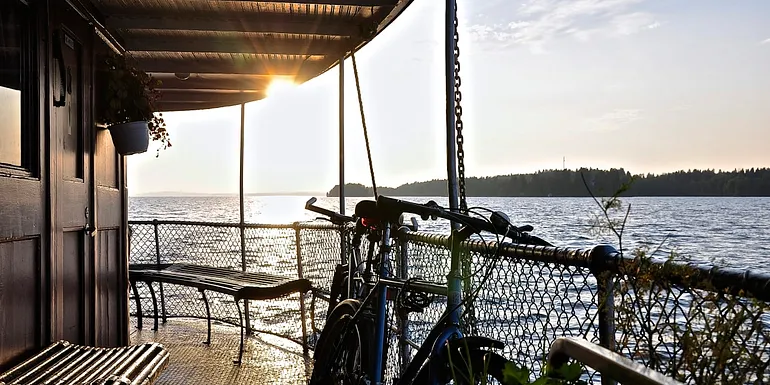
[351,51,378,198]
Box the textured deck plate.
[130,318,311,385]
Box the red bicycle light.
[361,217,376,228]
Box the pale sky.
[127,0,770,196]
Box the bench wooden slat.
[129,263,312,301]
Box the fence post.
[591,245,617,385]
[153,220,166,323]
[295,222,309,355]
[397,226,411,373]
[240,222,251,335]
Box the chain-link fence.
[129,220,770,384]
[390,231,770,384]
[609,257,770,384]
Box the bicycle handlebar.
[305,197,355,225]
[376,196,553,246]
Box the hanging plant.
[96,52,171,155]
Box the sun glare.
[266,79,296,97]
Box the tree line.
[327,168,770,197]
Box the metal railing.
[394,231,770,384]
[128,220,770,384]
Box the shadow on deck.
[130,317,312,385]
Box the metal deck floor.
[130,317,311,385]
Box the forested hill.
[327,168,770,197]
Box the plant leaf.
[502,362,529,385]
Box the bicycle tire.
[310,299,370,385]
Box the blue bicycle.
[307,196,552,384]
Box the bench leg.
[160,282,167,324]
[147,282,159,331]
[299,292,309,356]
[130,280,143,330]
[234,299,245,365]
[200,289,212,345]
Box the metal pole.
[339,55,346,214]
[294,223,309,356]
[239,102,251,334]
[444,0,460,217]
[339,56,349,271]
[591,245,617,385]
[397,227,411,372]
[152,220,166,323]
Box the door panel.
[61,31,83,181]
[62,230,84,343]
[96,229,121,347]
[96,129,119,189]
[0,239,40,368]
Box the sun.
[266,78,296,97]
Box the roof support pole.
[339,55,352,298]
[444,0,460,220]
[339,56,346,215]
[239,102,251,336]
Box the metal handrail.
[128,219,340,230]
[547,337,685,385]
[402,230,770,301]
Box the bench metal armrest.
[547,337,684,385]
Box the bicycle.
[307,196,553,384]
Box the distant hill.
[327,168,770,197]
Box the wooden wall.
[0,0,128,370]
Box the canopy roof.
[86,0,414,111]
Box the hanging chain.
[351,52,379,198]
[453,5,467,212]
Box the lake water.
[130,196,770,273]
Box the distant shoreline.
[131,192,325,198]
[326,168,770,197]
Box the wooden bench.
[128,263,312,363]
[0,340,168,385]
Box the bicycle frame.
[344,221,474,385]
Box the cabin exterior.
[1,0,128,367]
[0,0,412,370]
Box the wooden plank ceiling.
[89,0,413,111]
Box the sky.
[127,0,770,196]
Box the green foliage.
[327,168,770,197]
[445,338,590,385]
[97,52,171,153]
[501,361,588,385]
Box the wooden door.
[50,0,95,346]
[0,0,48,370]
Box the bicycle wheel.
[310,299,370,385]
[445,348,512,385]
